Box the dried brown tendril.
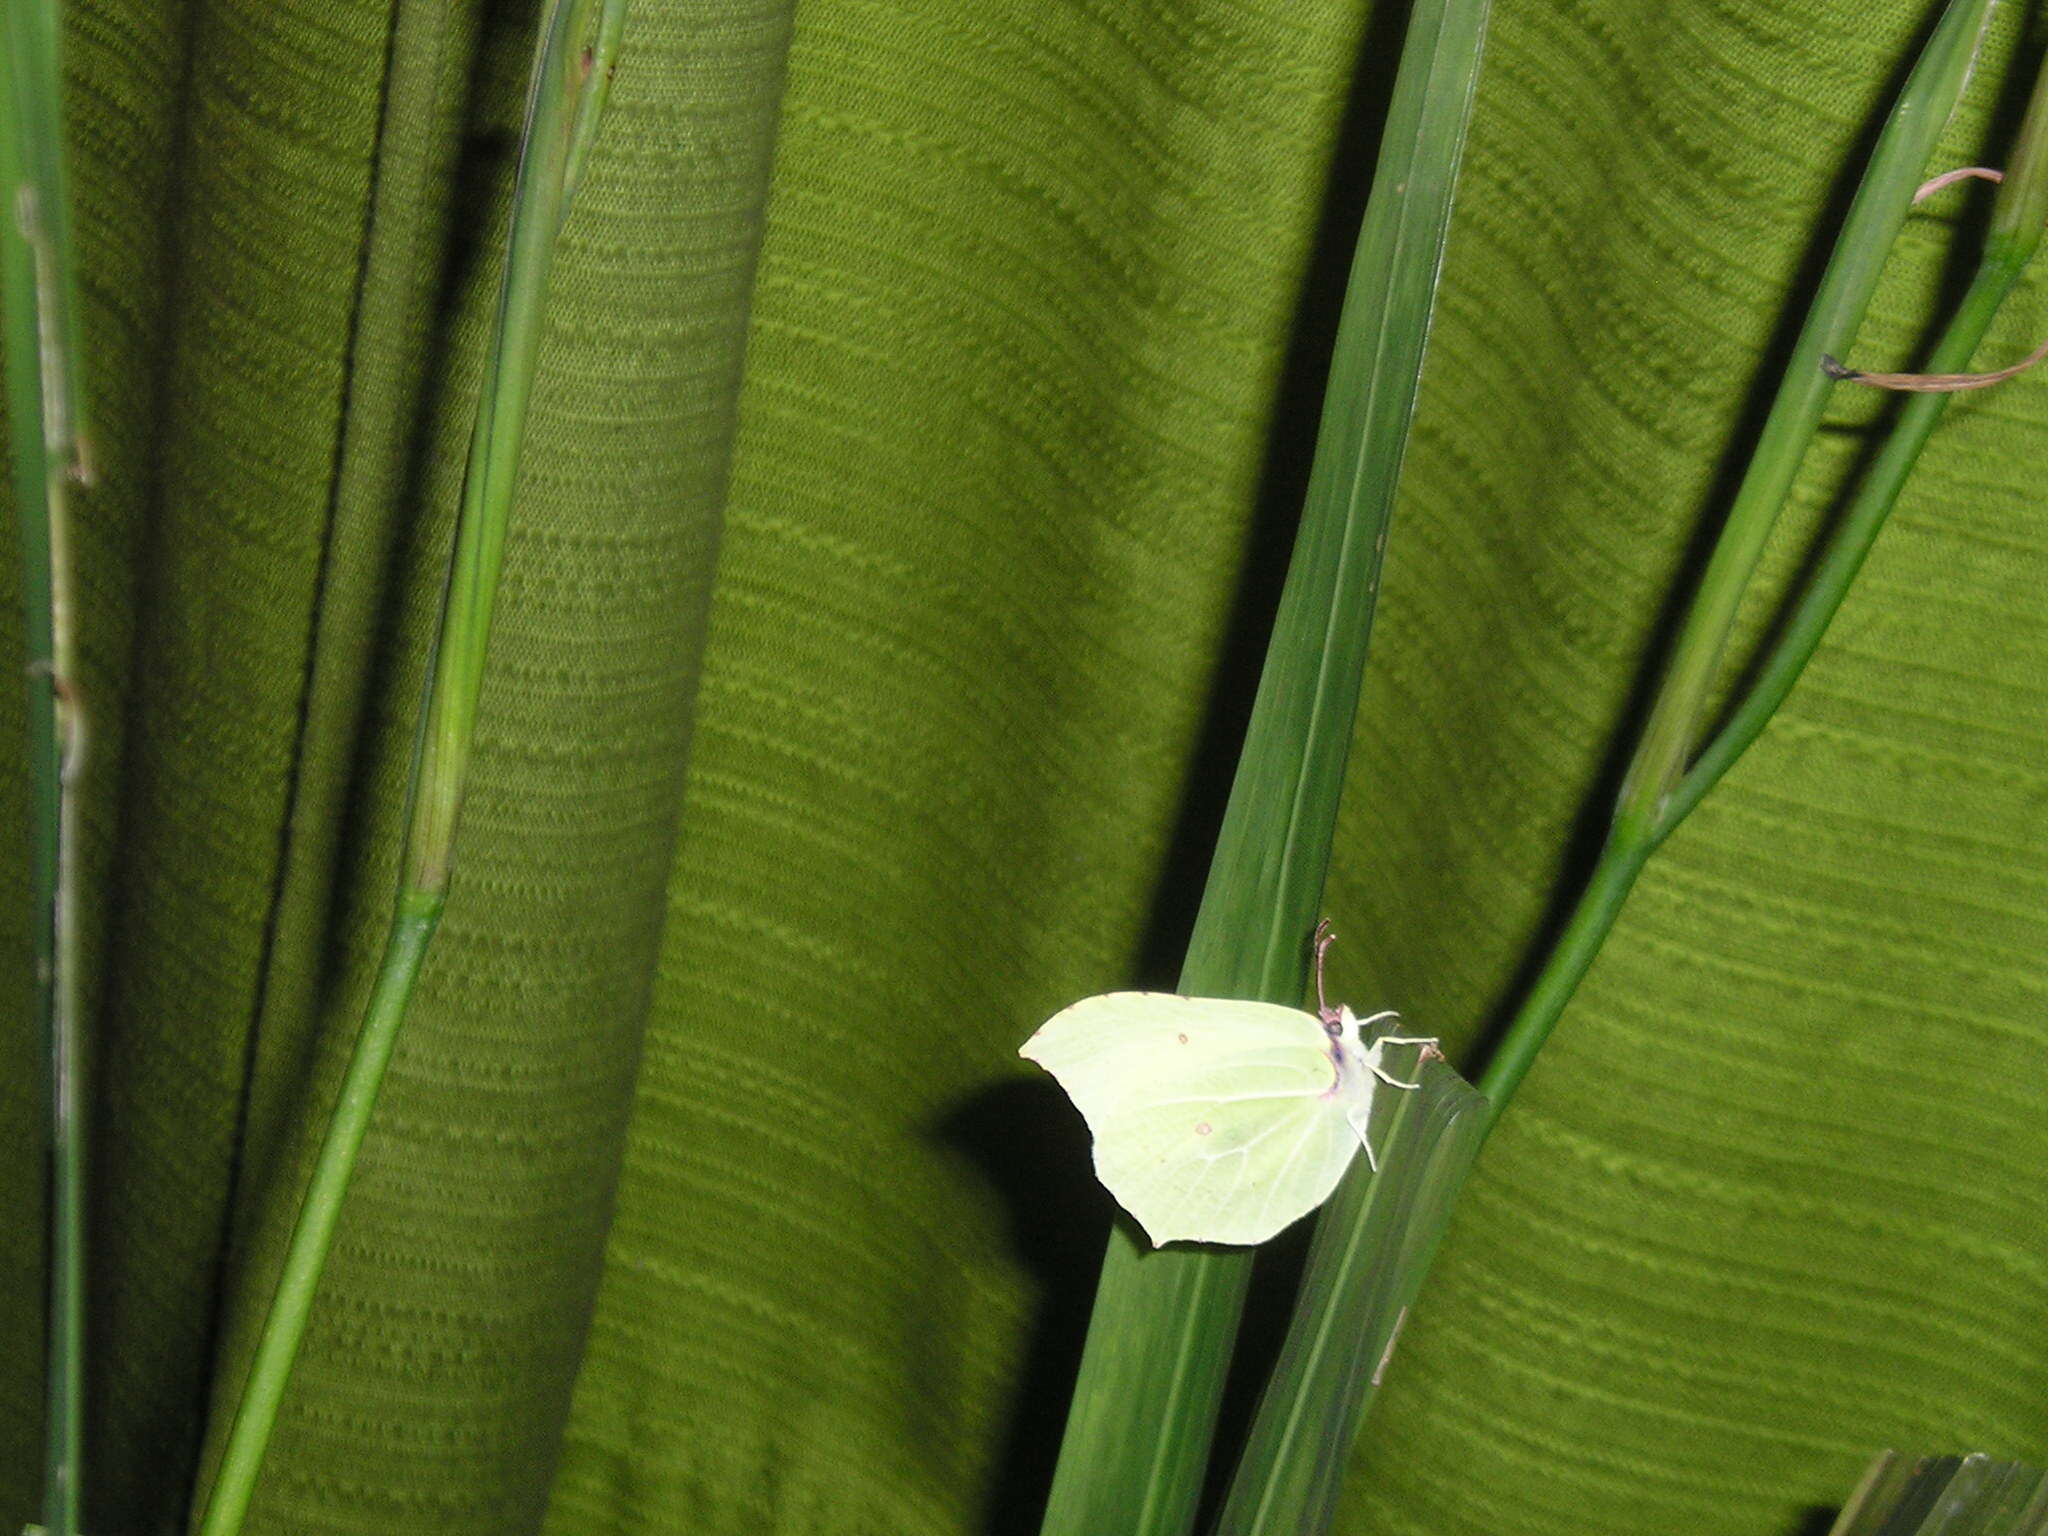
[1821,167,2048,393]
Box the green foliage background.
[2,0,2046,1533]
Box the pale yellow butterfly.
[1020,927,1437,1246]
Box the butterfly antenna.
[1313,920,1337,1022]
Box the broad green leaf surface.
[1,3,2046,1536]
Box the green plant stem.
[1035,1,1489,1531]
[188,896,439,1535]
[1,1,88,1532]
[1611,0,1996,845]
[1478,260,2029,1120]
[406,0,622,893]
[1473,835,1650,1120]
[1670,253,2033,830]
[1674,46,2048,825]
[1478,1,2041,1124]
[191,5,624,1533]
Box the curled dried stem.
[1825,165,2048,392]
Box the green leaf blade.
[1,3,88,1532]
[1215,1052,1487,1536]
[1826,1453,2048,1536]
[1035,1,1491,1531]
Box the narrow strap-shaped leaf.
[1036,0,1491,1531]
[1215,1051,1487,1535]
[0,2,88,1531]
[1826,1452,2048,1536]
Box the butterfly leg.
[1367,1035,1442,1091]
